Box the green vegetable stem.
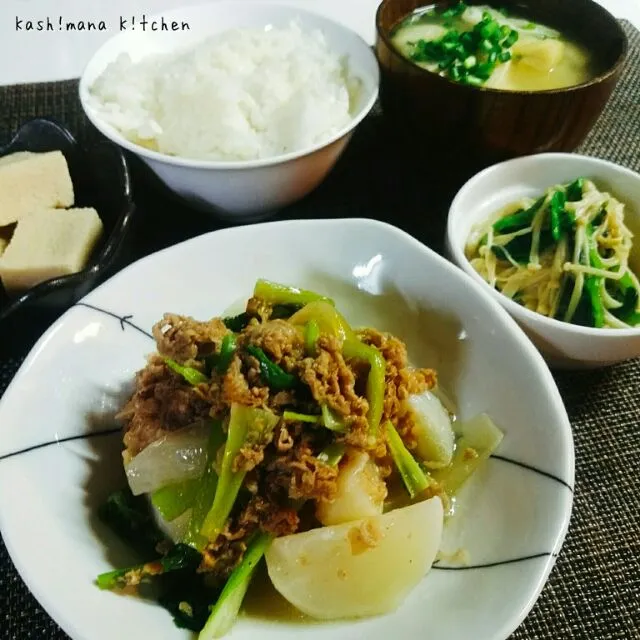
[198,532,273,640]
[492,196,544,234]
[205,334,237,376]
[549,191,566,241]
[253,279,334,307]
[282,410,322,424]
[384,421,431,499]
[97,544,202,591]
[342,338,386,436]
[320,404,348,432]
[565,177,585,202]
[200,405,279,541]
[165,358,209,386]
[152,479,201,523]
[317,442,346,467]
[289,301,354,345]
[304,319,320,355]
[184,425,226,551]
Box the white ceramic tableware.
[0,219,573,640]
[79,1,380,221]
[447,153,640,369]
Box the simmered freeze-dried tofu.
[0,207,103,292]
[0,151,74,226]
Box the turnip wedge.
[265,497,443,620]
[432,413,504,496]
[125,420,214,496]
[405,390,455,469]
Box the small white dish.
[447,153,640,369]
[78,1,380,221]
[0,219,572,640]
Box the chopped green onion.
[441,1,467,20]
[480,39,493,52]
[475,62,494,79]
[503,29,519,48]
[480,21,500,41]
[464,75,484,86]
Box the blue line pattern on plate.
[75,302,153,339]
[490,454,574,493]
[0,427,120,462]
[433,552,556,571]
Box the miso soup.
[391,2,595,91]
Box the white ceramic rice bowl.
[78,2,380,221]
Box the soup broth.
[391,2,595,91]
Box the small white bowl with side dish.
[446,153,640,369]
[78,1,379,222]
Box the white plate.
[0,219,573,640]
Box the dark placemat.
[1,20,640,640]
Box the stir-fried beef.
[153,313,230,361]
[299,334,369,418]
[357,328,437,451]
[118,296,439,584]
[119,355,211,459]
[240,319,304,370]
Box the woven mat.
[1,21,640,640]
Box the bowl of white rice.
[79,1,379,221]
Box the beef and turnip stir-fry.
[97,280,503,638]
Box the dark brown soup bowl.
[375,0,628,167]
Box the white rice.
[88,21,360,162]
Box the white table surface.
[1,0,639,86]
